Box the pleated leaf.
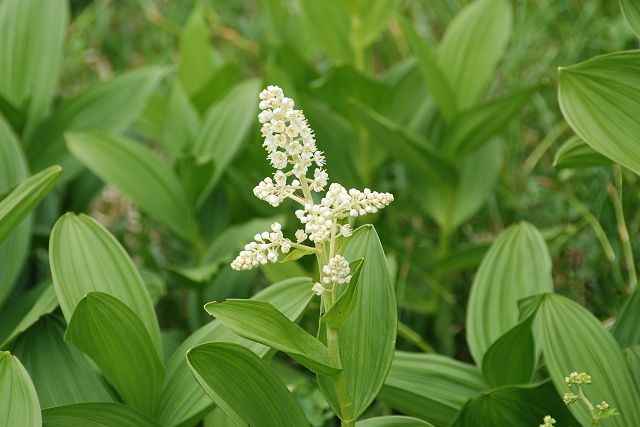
[481,315,535,387]
[620,0,640,37]
[28,67,166,179]
[191,79,261,206]
[65,292,164,416]
[66,131,197,242]
[0,351,41,427]
[298,0,352,64]
[42,403,162,427]
[357,416,434,427]
[612,282,640,348]
[0,283,58,348]
[354,0,403,48]
[205,299,339,376]
[466,222,553,365]
[0,117,30,307]
[553,136,612,169]
[179,6,217,97]
[11,315,114,408]
[451,381,577,427]
[187,343,308,427]
[50,213,161,352]
[558,51,640,176]
[0,165,61,245]
[537,293,640,426]
[438,0,512,109]
[379,352,487,427]
[317,225,397,420]
[158,277,313,427]
[0,0,67,132]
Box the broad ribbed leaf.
[298,0,352,64]
[626,346,640,388]
[65,292,164,416]
[0,283,58,348]
[66,131,197,242]
[317,225,397,420]
[0,117,30,306]
[481,315,535,387]
[443,87,538,157]
[161,81,200,160]
[620,0,640,37]
[538,294,640,426]
[358,416,433,427]
[28,67,167,178]
[49,213,161,354]
[399,17,457,121]
[0,165,61,245]
[466,222,553,365]
[42,403,162,427]
[553,136,612,169]
[205,299,339,376]
[558,51,640,176]
[451,381,577,427]
[158,277,313,426]
[0,351,41,426]
[0,0,67,133]
[11,315,114,408]
[179,6,216,96]
[438,0,512,109]
[191,79,261,206]
[187,343,308,427]
[321,259,364,328]
[354,0,402,47]
[612,283,640,348]
[380,352,487,427]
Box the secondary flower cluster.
[539,415,555,427]
[561,371,619,426]
[564,371,591,386]
[231,85,395,295]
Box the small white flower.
[340,224,352,237]
[295,229,307,243]
[539,415,555,427]
[312,282,325,295]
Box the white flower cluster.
[564,371,591,386]
[539,415,556,427]
[230,223,292,270]
[253,85,328,207]
[295,183,393,244]
[322,255,351,285]
[312,282,325,296]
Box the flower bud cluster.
[564,372,591,386]
[230,223,292,270]
[539,415,556,427]
[322,255,351,285]
[254,85,327,207]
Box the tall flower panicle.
[232,85,395,295]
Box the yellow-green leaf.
[620,0,640,37]
[553,136,612,169]
[0,351,41,427]
[42,402,162,427]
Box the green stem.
[611,165,637,291]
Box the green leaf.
[553,136,612,169]
[443,87,538,157]
[0,282,58,348]
[317,225,397,420]
[298,0,352,64]
[398,17,457,121]
[179,6,217,96]
[620,0,640,37]
[0,165,61,245]
[481,315,535,387]
[537,293,640,426]
[438,0,512,109]
[66,131,197,242]
[422,139,502,231]
[158,277,314,427]
[625,346,640,389]
[0,0,68,133]
[42,403,162,427]
[28,67,167,179]
[191,79,261,207]
[279,246,317,263]
[65,292,164,416]
[205,299,339,376]
[558,51,640,176]
[187,343,308,427]
[49,213,162,355]
[451,381,577,427]
[0,351,41,426]
[161,81,200,160]
[354,0,403,48]
[379,352,487,427]
[321,259,364,328]
[11,315,114,408]
[0,116,30,306]
[466,222,553,365]
[612,282,640,348]
[357,416,434,427]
